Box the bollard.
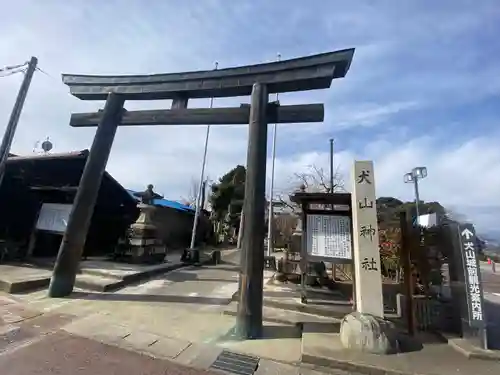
[493,261,496,273]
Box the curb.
[442,335,500,362]
[75,261,190,293]
[301,353,420,375]
[1,277,52,294]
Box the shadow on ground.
[215,324,302,342]
[162,269,238,284]
[69,291,234,305]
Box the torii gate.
[48,48,355,339]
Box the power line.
[0,68,27,78]
[0,61,29,78]
[0,61,28,73]
[35,66,50,77]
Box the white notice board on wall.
[36,203,73,233]
[306,214,352,260]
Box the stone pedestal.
[276,217,302,281]
[340,311,400,354]
[127,203,165,264]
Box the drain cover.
[210,350,260,375]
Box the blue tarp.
[126,190,195,213]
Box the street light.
[404,166,427,224]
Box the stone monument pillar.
[340,161,400,354]
[351,161,384,316]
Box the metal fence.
[396,294,454,331]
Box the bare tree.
[181,177,200,208]
[274,164,345,214]
[293,164,344,193]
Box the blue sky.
[1,1,500,236]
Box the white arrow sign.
[461,228,474,240]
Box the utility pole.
[0,56,38,188]
[413,178,421,220]
[189,61,218,263]
[329,138,334,192]
[237,211,244,249]
[329,138,336,280]
[266,53,281,257]
[200,180,207,210]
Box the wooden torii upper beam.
[62,48,355,101]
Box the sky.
[1,1,500,237]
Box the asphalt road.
[479,261,500,349]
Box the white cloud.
[270,133,500,233]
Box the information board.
[36,203,73,233]
[306,214,352,259]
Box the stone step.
[73,251,221,293]
[263,297,352,320]
[74,274,125,292]
[78,259,186,282]
[223,301,341,326]
[2,249,232,294]
[0,275,51,294]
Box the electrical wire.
[0,61,28,73]
[0,61,28,78]
[0,69,26,78]
[35,67,53,78]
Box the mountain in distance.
[478,229,500,256]
[478,228,500,243]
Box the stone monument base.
[340,311,401,355]
[127,237,165,264]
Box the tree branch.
[275,163,346,213]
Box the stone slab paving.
[1,294,76,355]
[60,310,305,365]
[7,253,500,375]
[301,322,500,375]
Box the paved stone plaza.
[2,251,500,375]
